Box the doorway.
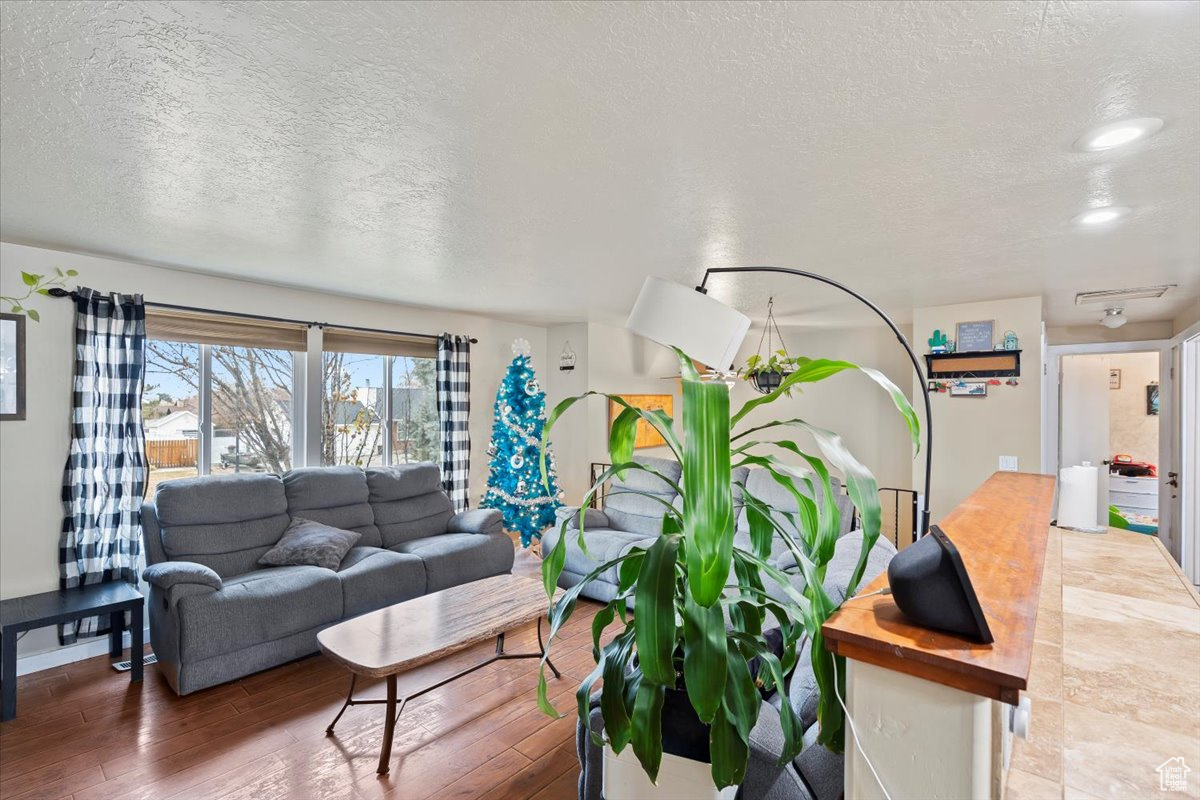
[1044,340,1174,552]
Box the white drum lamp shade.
[625,277,751,370]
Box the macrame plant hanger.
[750,297,792,395]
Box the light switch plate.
[999,456,1019,472]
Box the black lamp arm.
[697,266,932,534]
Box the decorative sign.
[1109,368,1121,389]
[949,382,987,398]
[608,394,673,449]
[955,320,995,353]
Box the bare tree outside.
[321,352,385,467]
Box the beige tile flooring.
[1009,527,1200,799]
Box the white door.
[1060,355,1111,525]
[1180,335,1200,585]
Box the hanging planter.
[739,297,803,396]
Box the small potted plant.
[740,349,806,395]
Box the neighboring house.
[144,409,199,440]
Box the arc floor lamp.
[626,267,934,535]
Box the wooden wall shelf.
[924,349,1021,379]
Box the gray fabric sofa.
[140,463,514,695]
[543,456,895,800]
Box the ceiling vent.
[1075,285,1176,306]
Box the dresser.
[1109,474,1159,518]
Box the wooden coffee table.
[317,574,562,774]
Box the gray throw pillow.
[259,517,361,571]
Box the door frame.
[1170,320,1200,584]
[1042,339,1174,552]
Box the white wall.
[0,242,548,658]
[1106,351,1160,465]
[729,324,917,491]
[913,296,1044,523]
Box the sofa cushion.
[154,473,291,578]
[175,565,343,661]
[367,464,454,547]
[542,524,655,586]
[390,533,514,592]
[283,467,381,548]
[335,546,427,617]
[603,456,682,537]
[737,467,847,545]
[258,517,361,570]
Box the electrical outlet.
[999,456,1019,472]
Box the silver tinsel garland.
[489,487,561,506]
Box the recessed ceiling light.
[1074,117,1164,151]
[1073,206,1131,226]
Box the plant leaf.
[732,358,856,424]
[681,377,734,607]
[21,272,38,286]
[630,680,665,782]
[600,628,638,752]
[681,592,727,723]
[709,706,749,788]
[26,309,39,322]
[608,405,640,478]
[633,533,680,686]
[723,646,760,743]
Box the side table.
[0,582,144,721]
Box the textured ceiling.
[1,0,1198,328]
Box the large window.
[320,348,437,467]
[211,346,294,474]
[143,312,439,494]
[143,310,306,493]
[144,341,201,496]
[322,352,386,467]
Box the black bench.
[0,582,144,721]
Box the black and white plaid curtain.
[436,333,471,512]
[59,289,146,644]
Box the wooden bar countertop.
[823,471,1057,704]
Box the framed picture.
[0,313,27,421]
[949,382,987,398]
[608,394,674,449]
[955,320,995,353]
[1146,384,1160,416]
[1109,368,1121,389]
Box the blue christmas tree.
[480,341,563,547]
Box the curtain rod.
[45,288,478,344]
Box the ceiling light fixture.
[1074,117,1164,151]
[1099,307,1128,329]
[1075,285,1176,305]
[1073,206,1131,226]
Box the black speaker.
[887,525,993,644]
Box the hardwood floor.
[0,545,600,800]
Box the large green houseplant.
[535,349,918,789]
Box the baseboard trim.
[16,627,152,677]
